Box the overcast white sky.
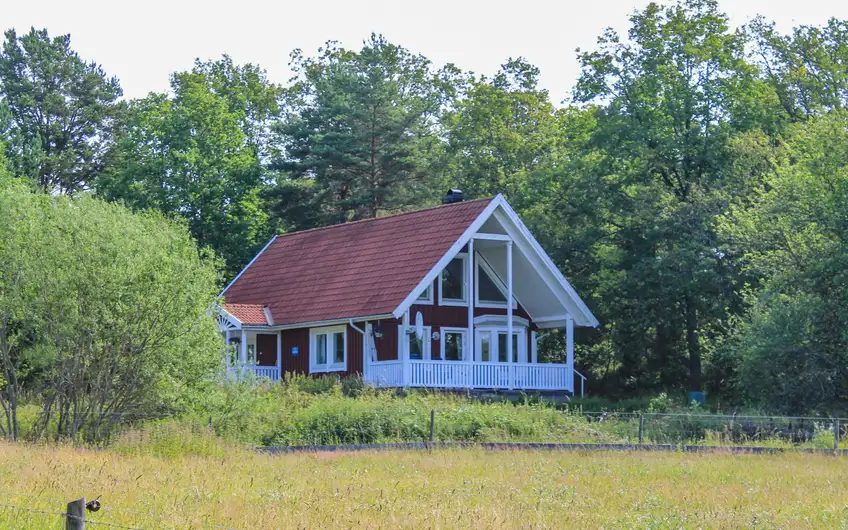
[5,0,848,104]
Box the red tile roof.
[223,198,492,326]
[221,303,270,325]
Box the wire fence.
[578,411,845,448]
[0,491,237,530]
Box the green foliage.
[0,180,223,441]
[269,34,459,229]
[97,57,282,274]
[111,419,237,459]
[0,28,122,193]
[184,378,606,447]
[720,113,848,414]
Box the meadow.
[0,441,846,529]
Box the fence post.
[66,497,85,530]
[834,419,840,450]
[638,412,645,445]
[429,409,435,442]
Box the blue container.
[688,391,706,404]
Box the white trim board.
[220,235,278,297]
[393,195,598,327]
[392,198,502,319]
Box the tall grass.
[0,443,845,529]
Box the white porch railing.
[368,361,403,387]
[230,365,281,382]
[366,360,575,392]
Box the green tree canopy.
[97,57,282,274]
[0,178,222,441]
[720,113,848,414]
[269,34,460,230]
[0,28,122,194]
[568,0,776,394]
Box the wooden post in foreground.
[429,409,435,442]
[66,497,85,530]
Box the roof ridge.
[274,197,494,240]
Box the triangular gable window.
[478,265,506,304]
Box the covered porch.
[217,309,282,382]
[361,207,595,394]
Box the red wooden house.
[216,192,597,394]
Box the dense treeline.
[1,0,847,414]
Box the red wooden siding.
[346,325,363,376]
[280,328,310,375]
[289,273,540,376]
[364,278,536,366]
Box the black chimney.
[442,189,464,204]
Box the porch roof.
[220,303,271,325]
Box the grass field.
[0,443,846,529]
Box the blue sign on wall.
[292,346,299,356]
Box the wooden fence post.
[429,409,435,442]
[834,419,840,450]
[638,412,645,445]
[66,497,85,530]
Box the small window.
[397,325,432,360]
[479,332,491,362]
[310,326,347,372]
[441,328,466,361]
[440,255,467,305]
[416,283,433,304]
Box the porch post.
[507,240,514,390]
[239,329,248,370]
[276,330,283,381]
[466,238,474,388]
[566,315,574,393]
[401,311,410,386]
[531,330,538,364]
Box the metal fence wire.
[580,412,845,448]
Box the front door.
[256,333,278,367]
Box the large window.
[440,328,467,361]
[439,254,467,305]
[474,327,526,363]
[475,259,516,309]
[398,325,432,360]
[497,331,521,363]
[478,266,506,304]
[310,326,347,372]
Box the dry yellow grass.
[0,442,845,529]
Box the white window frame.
[474,326,527,364]
[439,327,468,361]
[397,325,432,360]
[415,281,434,305]
[309,325,347,373]
[475,255,518,310]
[438,253,468,307]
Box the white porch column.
[531,330,538,364]
[566,315,574,392]
[239,330,248,369]
[276,330,283,380]
[466,238,474,388]
[507,240,514,390]
[401,311,410,386]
